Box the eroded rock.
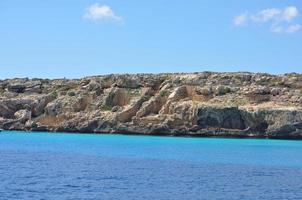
[0,72,301,139]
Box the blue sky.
[0,0,301,78]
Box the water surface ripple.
[0,131,302,200]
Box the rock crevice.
[0,72,301,139]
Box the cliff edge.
[1,72,302,139]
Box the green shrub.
[256,79,271,86]
[159,90,169,97]
[50,91,58,99]
[67,91,76,97]
[99,104,112,111]
[216,86,231,95]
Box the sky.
[0,0,301,79]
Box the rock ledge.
[1,72,302,139]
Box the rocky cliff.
[1,72,302,139]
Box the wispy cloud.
[234,6,301,34]
[272,24,301,34]
[250,8,281,22]
[233,14,248,26]
[84,4,123,23]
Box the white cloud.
[234,6,301,34]
[282,6,299,21]
[286,24,301,33]
[84,4,122,22]
[251,8,281,22]
[271,24,301,34]
[234,14,248,26]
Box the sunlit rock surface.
[1,72,302,139]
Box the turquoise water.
[1,131,302,199]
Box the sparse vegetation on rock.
[0,72,302,139]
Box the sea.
[0,131,302,200]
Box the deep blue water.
[0,131,302,200]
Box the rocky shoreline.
[1,72,302,139]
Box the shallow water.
[0,131,302,199]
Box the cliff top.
[1,71,302,137]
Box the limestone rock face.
[0,72,302,139]
[104,87,130,107]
